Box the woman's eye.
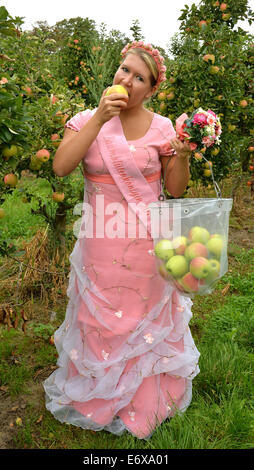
[122,67,128,72]
[137,76,144,82]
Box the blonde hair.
[124,48,158,87]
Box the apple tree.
[0,10,87,258]
[151,0,254,187]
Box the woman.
[44,41,200,440]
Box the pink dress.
[43,109,200,440]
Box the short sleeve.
[158,117,177,158]
[64,109,93,132]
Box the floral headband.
[120,41,167,91]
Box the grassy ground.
[0,172,253,449]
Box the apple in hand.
[154,239,174,261]
[172,236,188,255]
[166,255,188,278]
[190,256,210,279]
[185,242,208,261]
[206,235,223,258]
[188,226,210,244]
[105,85,129,100]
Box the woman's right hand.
[94,88,129,125]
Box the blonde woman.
[44,41,200,440]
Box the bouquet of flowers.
[175,108,222,152]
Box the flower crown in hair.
[120,41,167,91]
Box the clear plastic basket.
[149,197,233,298]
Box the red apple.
[190,257,210,279]
[185,242,208,261]
[172,236,188,255]
[36,149,50,162]
[4,173,18,187]
[220,3,227,11]
[180,272,200,292]
[52,192,65,202]
[240,100,248,107]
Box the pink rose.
[207,114,216,125]
[202,136,214,147]
[189,142,197,151]
[193,113,208,127]
[207,109,217,117]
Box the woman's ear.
[145,86,156,100]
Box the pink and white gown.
[43,109,200,440]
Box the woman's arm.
[53,90,128,177]
[161,138,191,198]
[53,115,103,177]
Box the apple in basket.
[172,236,188,255]
[190,256,210,279]
[188,226,210,244]
[185,242,208,261]
[180,272,205,293]
[166,255,189,278]
[205,259,221,283]
[206,234,223,258]
[154,239,174,261]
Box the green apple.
[166,255,188,278]
[185,242,208,261]
[154,239,174,261]
[206,235,223,258]
[188,226,210,244]
[190,256,210,279]
[172,236,188,255]
[205,259,220,283]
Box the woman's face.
[113,53,155,108]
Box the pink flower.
[207,114,216,125]
[189,142,197,151]
[202,136,214,147]
[193,113,208,127]
[0,77,8,84]
[207,109,217,117]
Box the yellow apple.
[105,85,128,99]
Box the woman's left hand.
[169,137,192,159]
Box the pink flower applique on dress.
[102,350,109,361]
[128,411,136,421]
[144,333,154,344]
[115,310,123,318]
[70,349,79,361]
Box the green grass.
[0,190,254,449]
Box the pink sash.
[95,113,160,236]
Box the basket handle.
[158,153,222,201]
